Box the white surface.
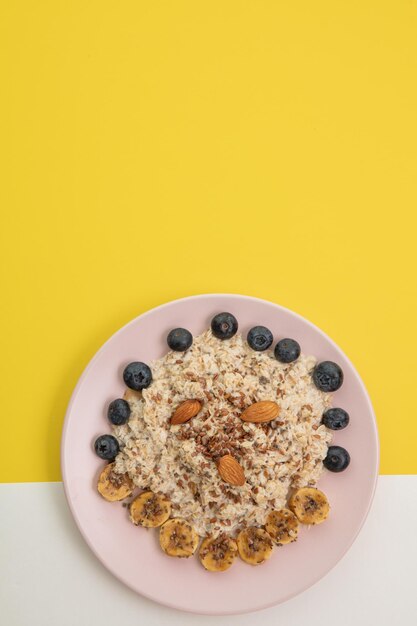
[1,476,416,626]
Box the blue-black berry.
[274,338,301,363]
[107,399,131,426]
[313,361,343,392]
[322,407,349,430]
[211,312,238,340]
[123,362,152,390]
[247,326,273,351]
[94,434,119,460]
[323,446,350,472]
[167,328,193,352]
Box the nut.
[240,400,280,423]
[217,455,245,486]
[171,399,202,425]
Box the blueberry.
[167,328,193,352]
[211,312,238,340]
[94,434,119,460]
[107,398,131,426]
[247,326,273,351]
[323,446,350,472]
[313,361,344,392]
[322,407,349,430]
[123,362,152,390]
[274,338,301,363]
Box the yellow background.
[1,1,416,482]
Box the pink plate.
[61,294,379,615]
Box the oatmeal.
[112,330,332,537]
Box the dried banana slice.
[129,491,171,528]
[289,487,330,524]
[199,534,238,572]
[159,518,199,558]
[97,462,134,502]
[237,527,273,565]
[265,508,299,545]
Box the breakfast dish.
[94,311,350,571]
[62,294,379,612]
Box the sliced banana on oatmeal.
[199,534,238,572]
[97,463,134,502]
[129,491,171,528]
[236,527,274,565]
[265,508,299,545]
[159,518,199,558]
[289,487,330,524]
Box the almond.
[217,455,245,486]
[171,399,202,425]
[240,400,280,423]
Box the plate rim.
[61,293,380,614]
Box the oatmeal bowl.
[61,294,379,614]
